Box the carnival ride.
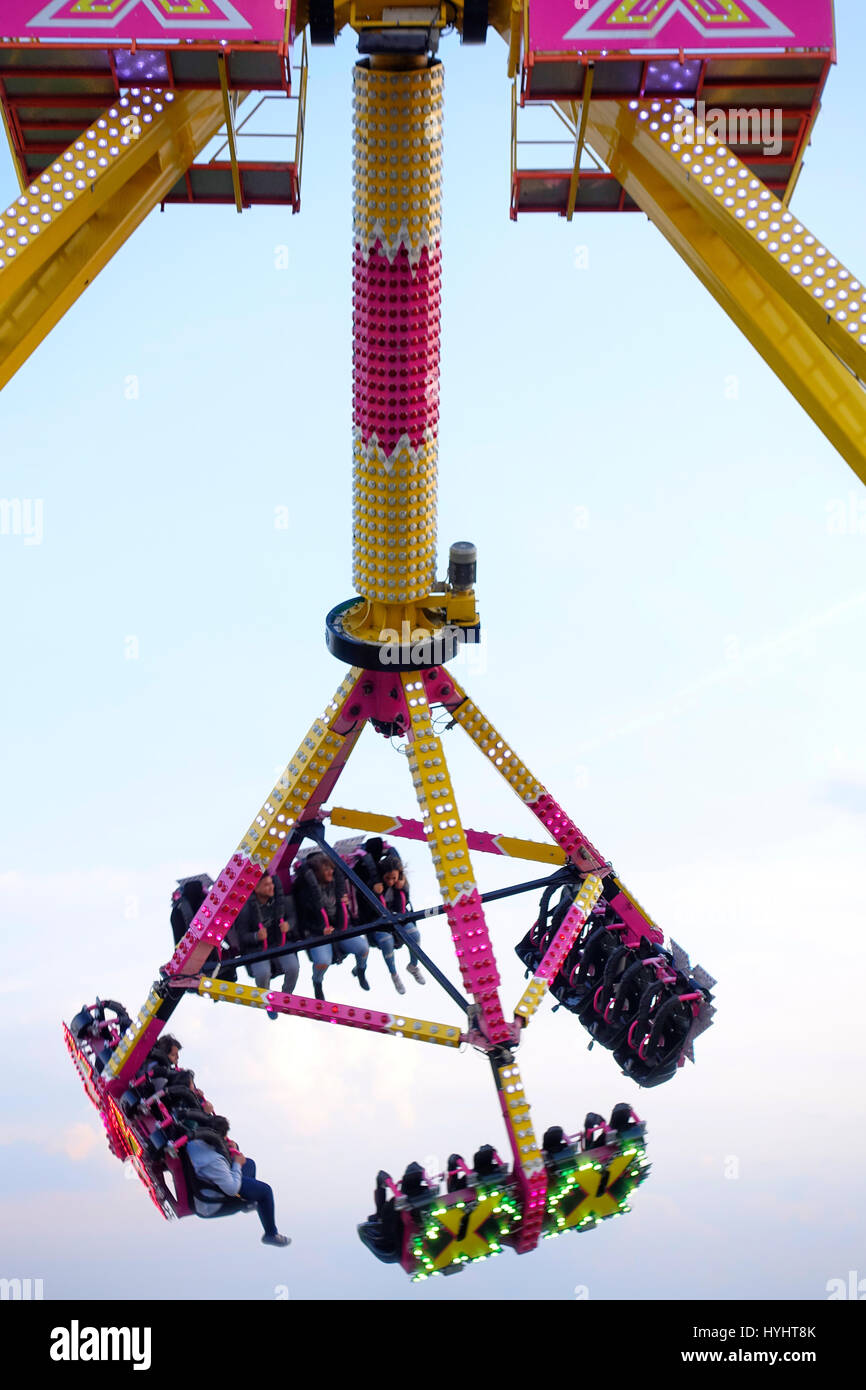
[4,0,863,1279]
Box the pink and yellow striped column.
[352,60,442,607]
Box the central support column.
[352,58,442,611]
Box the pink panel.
[530,0,835,54]
[528,792,606,872]
[607,889,664,948]
[353,242,441,457]
[535,899,590,983]
[3,1,288,44]
[163,851,262,977]
[264,989,394,1035]
[331,671,413,737]
[447,891,511,1044]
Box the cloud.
[61,1123,103,1161]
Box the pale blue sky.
[0,4,864,1301]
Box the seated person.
[146,1036,214,1115]
[355,847,426,996]
[71,1000,131,1071]
[185,1116,290,1247]
[294,851,370,1001]
[541,1125,577,1164]
[234,872,299,1017]
[170,874,235,980]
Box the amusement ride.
[1,0,862,1279]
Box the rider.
[353,842,425,995]
[185,1116,290,1248]
[234,872,299,1018]
[294,851,370,1001]
[372,854,426,995]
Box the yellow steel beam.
[197,976,463,1047]
[0,88,226,392]
[580,99,866,484]
[783,104,820,210]
[328,804,566,864]
[507,0,522,79]
[217,53,244,214]
[513,875,602,1025]
[565,64,593,223]
[0,94,26,195]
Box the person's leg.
[309,945,331,999]
[239,1168,278,1238]
[276,953,299,995]
[373,930,397,975]
[342,936,369,967]
[403,925,426,984]
[372,932,405,993]
[403,925,422,966]
[342,934,371,991]
[250,960,271,990]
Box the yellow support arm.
[0,88,227,391]
[327,805,567,865]
[580,99,866,483]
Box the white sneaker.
[407,964,426,985]
[392,973,406,995]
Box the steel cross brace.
[186,863,581,981]
[196,975,463,1049]
[300,819,469,1016]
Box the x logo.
[564,0,793,43]
[429,1195,501,1270]
[27,0,252,31]
[560,1153,633,1228]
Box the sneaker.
[392,973,406,996]
[266,1010,278,1021]
[407,964,426,985]
[261,1232,291,1248]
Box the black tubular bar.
[303,821,470,1016]
[192,856,580,985]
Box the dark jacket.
[353,850,387,925]
[293,865,349,939]
[234,880,294,954]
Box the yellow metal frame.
[513,874,603,1025]
[783,102,820,209]
[565,65,593,222]
[0,89,226,392]
[0,94,26,195]
[348,1,448,29]
[328,805,566,864]
[295,30,309,196]
[507,0,523,79]
[217,53,244,214]
[197,977,463,1047]
[579,99,866,482]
